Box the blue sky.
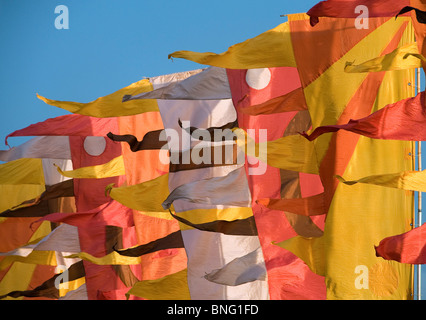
[0,0,424,299]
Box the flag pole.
[417,66,422,300]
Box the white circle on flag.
[245,68,272,90]
[83,136,106,156]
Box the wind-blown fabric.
[169,23,297,69]
[204,247,267,286]
[285,13,415,299]
[0,158,45,186]
[0,154,82,300]
[169,211,258,236]
[307,0,426,72]
[107,130,167,152]
[36,200,134,229]
[0,180,74,218]
[227,66,326,299]
[55,156,126,179]
[256,193,327,217]
[239,87,308,115]
[124,67,231,101]
[0,224,80,259]
[1,11,420,300]
[0,136,71,162]
[133,64,326,298]
[126,268,191,300]
[3,70,206,299]
[0,261,85,300]
[336,170,426,192]
[307,0,411,26]
[303,92,426,141]
[344,42,424,73]
[115,230,185,257]
[36,69,201,117]
[5,114,116,146]
[161,167,251,210]
[273,236,326,276]
[107,173,170,213]
[375,224,426,264]
[176,12,415,299]
[234,128,319,174]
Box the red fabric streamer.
[375,224,426,264]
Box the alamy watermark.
[54,5,69,30]
[159,122,268,176]
[354,265,369,290]
[54,265,69,290]
[355,5,369,30]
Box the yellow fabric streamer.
[0,250,57,271]
[176,207,254,231]
[336,169,426,192]
[0,221,56,271]
[65,251,141,265]
[0,158,44,185]
[106,173,170,212]
[55,156,125,179]
[344,42,425,73]
[233,128,319,174]
[273,236,325,277]
[36,78,159,117]
[126,268,190,300]
[169,22,296,69]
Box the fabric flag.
[0,261,85,300]
[36,200,134,229]
[55,156,125,179]
[135,59,325,296]
[0,224,80,260]
[161,167,251,210]
[5,114,116,146]
[375,224,426,264]
[124,66,232,101]
[335,170,426,192]
[273,236,326,276]
[107,130,167,152]
[133,64,325,298]
[3,114,131,300]
[0,153,76,299]
[115,230,185,257]
[0,158,44,186]
[306,0,426,71]
[203,247,267,286]
[36,69,201,117]
[107,173,170,214]
[239,87,308,116]
[344,42,424,73]
[168,23,297,69]
[59,283,88,300]
[66,251,141,266]
[307,0,411,26]
[169,210,258,236]
[233,128,319,174]
[2,69,209,299]
[0,179,74,218]
[226,66,326,299]
[256,193,327,217]
[303,92,426,141]
[191,13,416,299]
[398,6,426,23]
[139,68,270,300]
[286,13,415,299]
[126,268,190,300]
[0,136,71,162]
